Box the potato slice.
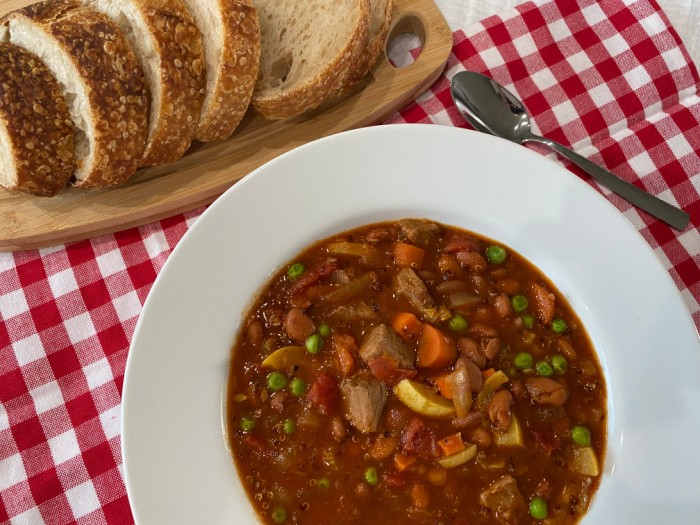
[569,446,600,476]
[438,443,477,468]
[261,345,306,369]
[394,379,455,417]
[493,414,524,447]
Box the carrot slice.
[393,241,426,269]
[394,452,418,472]
[417,324,457,368]
[437,432,467,456]
[392,312,424,342]
[434,374,454,400]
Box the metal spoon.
[450,70,689,230]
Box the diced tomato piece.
[444,233,480,254]
[401,417,439,459]
[368,356,417,386]
[531,429,561,455]
[384,470,410,488]
[307,372,340,414]
[289,257,338,295]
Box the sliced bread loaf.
[88,0,206,166]
[345,0,392,86]
[0,0,148,188]
[180,0,260,142]
[0,42,75,196]
[251,0,370,120]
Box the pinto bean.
[284,307,315,341]
[509,379,527,401]
[487,389,513,431]
[493,294,513,318]
[525,377,568,407]
[469,427,493,448]
[530,283,556,325]
[246,319,263,347]
[481,337,501,360]
[331,416,347,442]
[458,337,486,368]
[470,323,498,339]
[456,250,488,272]
[456,357,483,392]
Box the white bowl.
[122,124,700,524]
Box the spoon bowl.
[450,70,689,230]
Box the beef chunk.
[359,323,414,369]
[340,373,387,433]
[397,219,440,248]
[328,302,379,323]
[480,475,526,525]
[392,267,437,321]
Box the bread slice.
[251,0,370,120]
[88,0,206,166]
[0,42,75,196]
[180,0,260,142]
[345,0,392,86]
[0,0,148,188]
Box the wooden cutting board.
[0,0,452,252]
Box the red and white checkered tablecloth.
[1,0,698,523]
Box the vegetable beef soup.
[226,219,606,525]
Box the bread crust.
[101,0,205,166]
[252,0,370,120]
[0,42,75,196]
[193,0,261,142]
[345,0,392,86]
[4,0,148,187]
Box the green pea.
[317,478,330,489]
[535,361,554,377]
[305,333,324,354]
[448,314,468,332]
[289,377,306,396]
[271,506,287,523]
[511,294,528,312]
[317,323,331,337]
[522,314,535,328]
[485,245,507,264]
[287,263,306,281]
[267,371,287,391]
[571,425,592,446]
[551,318,568,333]
[283,418,295,435]
[551,354,568,375]
[240,416,255,432]
[364,466,378,486]
[514,352,533,371]
[529,497,548,520]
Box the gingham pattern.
[0,0,698,523]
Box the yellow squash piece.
[476,370,509,412]
[394,379,456,417]
[438,443,478,468]
[569,446,600,476]
[493,415,524,447]
[261,345,306,369]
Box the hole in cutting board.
[386,13,425,68]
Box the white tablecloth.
[435,0,700,68]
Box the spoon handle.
[526,135,689,230]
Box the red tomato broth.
[226,219,607,525]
